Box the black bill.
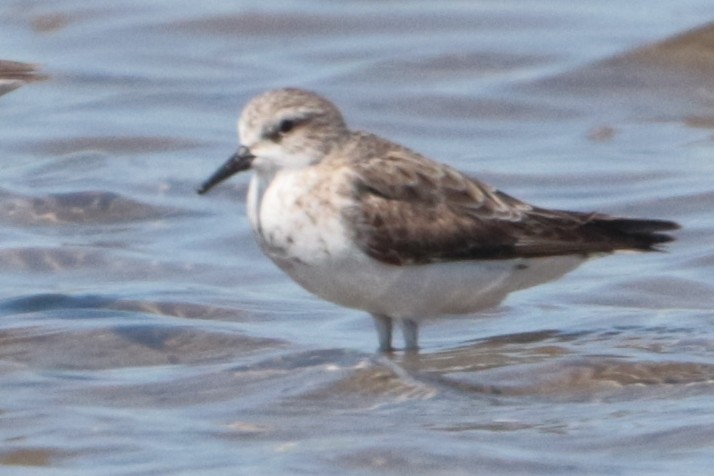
[196,146,255,194]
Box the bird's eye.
[279,119,295,134]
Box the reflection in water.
[379,329,714,398]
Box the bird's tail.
[588,216,680,251]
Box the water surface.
[1,1,714,474]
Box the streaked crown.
[238,88,350,171]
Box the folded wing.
[344,150,679,266]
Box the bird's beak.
[197,145,255,194]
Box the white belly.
[247,170,585,320]
[272,252,584,319]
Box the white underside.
[275,251,583,320]
[245,167,587,322]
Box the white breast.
[247,167,354,266]
[246,168,586,320]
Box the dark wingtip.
[650,219,681,232]
[608,218,680,233]
[597,217,680,251]
[644,234,676,252]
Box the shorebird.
[198,88,678,352]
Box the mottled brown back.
[341,133,679,266]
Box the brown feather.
[341,133,679,266]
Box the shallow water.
[2,1,714,474]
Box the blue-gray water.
[2,1,714,474]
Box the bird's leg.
[399,318,419,352]
[371,314,394,352]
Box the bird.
[197,88,679,352]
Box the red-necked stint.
[198,88,679,352]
